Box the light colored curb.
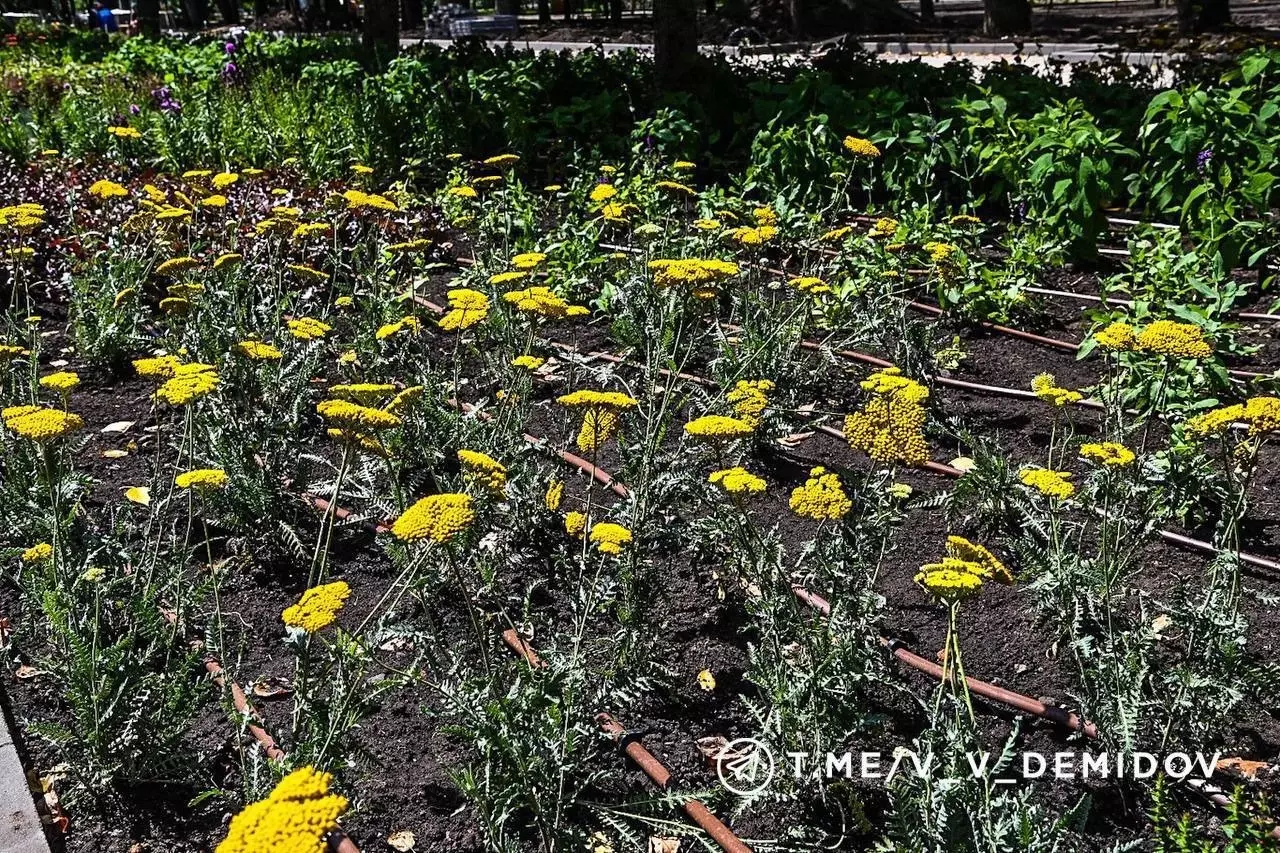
[0,691,52,853]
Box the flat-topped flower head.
[648,259,740,299]
[1079,442,1136,467]
[330,383,397,405]
[317,399,402,432]
[392,494,475,544]
[684,415,755,442]
[215,766,347,853]
[484,153,520,169]
[512,355,546,371]
[1019,467,1075,500]
[589,183,618,203]
[1185,396,1280,439]
[511,251,547,270]
[589,522,632,555]
[1135,320,1212,359]
[1031,373,1083,407]
[915,558,984,602]
[945,536,1013,585]
[40,371,80,394]
[845,369,930,467]
[557,390,638,412]
[439,288,490,331]
[2,405,85,442]
[234,340,282,361]
[458,449,507,495]
[727,379,774,428]
[282,581,350,633]
[175,468,229,491]
[544,480,564,511]
[21,543,53,564]
[503,286,587,319]
[709,466,766,496]
[726,225,778,247]
[842,136,881,158]
[156,256,200,277]
[154,364,219,406]
[133,355,182,379]
[575,408,619,453]
[789,466,852,521]
[288,318,333,341]
[565,511,587,539]
[89,179,128,200]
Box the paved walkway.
[0,699,51,853]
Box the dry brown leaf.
[387,830,416,851]
[251,677,293,699]
[778,431,814,448]
[101,421,135,434]
[648,838,680,853]
[1216,757,1271,779]
[15,664,45,679]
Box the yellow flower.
[945,536,1012,584]
[211,172,239,190]
[0,344,29,364]
[655,180,695,196]
[924,241,958,265]
[39,371,79,394]
[557,390,638,411]
[201,194,229,209]
[234,340,283,361]
[447,186,478,199]
[154,364,220,406]
[697,669,716,691]
[821,225,853,242]
[342,189,398,212]
[684,415,755,441]
[1080,442,1136,467]
[648,258,740,299]
[106,125,142,140]
[21,543,53,563]
[156,256,200,277]
[788,276,831,295]
[842,136,881,158]
[789,466,852,520]
[483,153,520,168]
[133,355,182,378]
[674,160,696,170]
[589,184,618,203]
[385,385,423,414]
[1185,396,1280,438]
[1030,373,1083,407]
[458,449,508,495]
[2,405,85,442]
[175,468,229,490]
[1242,396,1280,435]
[392,494,475,543]
[545,480,564,511]
[693,218,721,231]
[292,223,332,240]
[1019,467,1075,499]
[288,318,333,341]
[288,264,329,282]
[387,238,431,254]
[317,399,402,432]
[502,286,587,320]
[512,355,546,371]
[1135,320,1212,359]
[511,251,547,270]
[844,368,930,466]
[330,383,396,405]
[726,225,778,247]
[213,253,243,271]
[565,511,587,539]
[915,558,984,602]
[88,179,128,200]
[575,408,620,453]
[709,466,766,496]
[869,217,899,238]
[215,766,347,853]
[282,581,351,633]
[589,522,632,555]
[438,288,491,332]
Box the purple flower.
[224,41,236,54]
[1195,149,1213,174]
[129,104,140,115]
[222,61,239,78]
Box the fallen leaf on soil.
[696,735,729,763]
[1216,757,1271,778]
[950,456,976,472]
[101,420,135,434]
[251,677,293,699]
[15,665,45,679]
[125,486,151,506]
[777,431,813,447]
[648,838,679,853]
[697,669,716,691]
[387,830,416,851]
[1151,614,1172,638]
[102,449,129,459]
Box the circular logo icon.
[715,737,775,796]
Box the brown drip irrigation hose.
[499,630,754,853]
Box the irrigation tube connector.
[500,630,754,853]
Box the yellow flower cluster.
[154,364,220,406]
[1094,321,1136,351]
[788,466,852,520]
[439,288,491,332]
[21,543,53,563]
[727,379,774,428]
[684,414,755,442]
[575,408,618,453]
[924,241,958,265]
[1080,442,1136,467]
[387,238,431,254]
[0,203,45,232]
[655,180,695,196]
[377,316,422,340]
[392,493,475,543]
[288,317,333,341]
[510,252,547,270]
[557,390,638,411]
[458,449,507,495]
[726,225,778,247]
[1031,373,1083,407]
[317,399,402,432]
[385,386,424,414]
[133,355,182,378]
[842,136,881,158]
[234,341,282,361]
[565,511,587,539]
[175,468,229,490]
[1134,320,1213,359]
[945,536,1013,585]
[2,405,85,442]
[288,264,330,282]
[89,179,128,200]
[512,355,545,371]
[788,276,831,295]
[589,183,618,203]
[342,189,398,211]
[447,185,478,199]
[502,286,588,319]
[107,125,143,140]
[215,766,347,853]
[545,480,564,511]
[40,371,79,394]
[0,344,29,363]
[214,253,243,270]
[1019,467,1075,499]
[282,581,351,633]
[1185,396,1280,438]
[915,557,985,602]
[327,429,389,457]
[484,153,520,168]
[589,522,633,555]
[156,256,200,276]
[648,259,740,299]
[709,466,766,496]
[869,217,899,238]
[843,368,930,466]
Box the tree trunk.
[654,0,697,90]
[608,0,621,21]
[402,0,423,30]
[1176,0,1229,30]
[562,0,570,22]
[537,0,550,22]
[919,0,934,23]
[982,0,1030,35]
[363,0,400,60]
[135,0,160,34]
